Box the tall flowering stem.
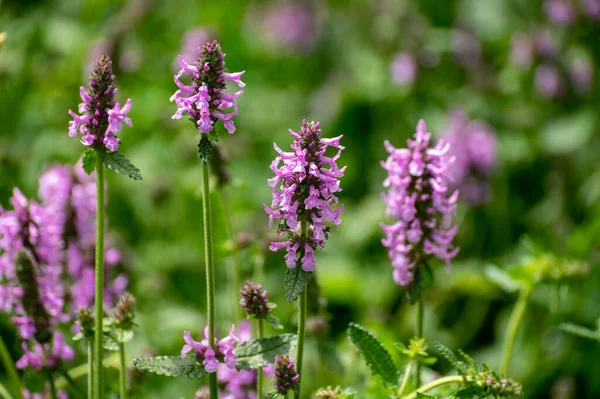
[94,155,105,399]
[381,120,459,388]
[0,335,23,399]
[500,285,532,376]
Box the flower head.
[381,120,459,287]
[171,40,245,135]
[114,292,136,328]
[273,354,300,395]
[391,53,417,86]
[265,120,345,272]
[239,280,270,319]
[68,55,132,151]
[181,325,239,373]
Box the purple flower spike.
[265,120,345,272]
[171,40,245,135]
[239,280,271,319]
[67,55,132,151]
[273,354,300,395]
[181,324,240,373]
[381,120,459,287]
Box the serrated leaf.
[347,323,399,386]
[265,314,284,330]
[132,354,206,379]
[103,151,142,180]
[559,323,600,341]
[234,333,297,371]
[82,149,96,175]
[284,267,312,303]
[416,393,438,399]
[198,135,212,164]
[436,344,467,374]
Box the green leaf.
[559,323,600,341]
[198,135,212,164]
[317,340,345,373]
[104,335,120,351]
[265,392,280,399]
[406,264,434,303]
[72,333,84,342]
[284,267,312,303]
[346,323,399,386]
[82,149,96,175]
[116,329,134,344]
[132,354,206,379]
[234,333,297,371]
[264,314,284,330]
[416,393,438,399]
[436,344,467,374]
[103,151,142,180]
[484,265,521,293]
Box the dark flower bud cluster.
[273,354,300,395]
[68,55,132,151]
[239,280,270,319]
[464,367,523,398]
[114,293,136,328]
[315,386,355,399]
[76,307,95,341]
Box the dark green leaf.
[436,344,467,374]
[264,314,284,330]
[407,264,434,303]
[132,354,206,379]
[317,340,345,373]
[559,323,600,341]
[416,393,438,399]
[103,151,142,180]
[198,135,212,164]
[82,149,96,175]
[284,267,312,303]
[234,333,297,371]
[347,323,399,386]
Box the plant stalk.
[295,220,308,399]
[0,334,23,399]
[119,343,127,399]
[403,375,463,399]
[397,360,414,397]
[415,297,424,388]
[202,163,218,399]
[59,369,85,398]
[257,319,264,399]
[94,153,105,399]
[88,341,94,399]
[47,371,58,399]
[501,285,532,376]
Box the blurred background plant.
[0,0,599,398]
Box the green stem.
[397,360,414,397]
[119,343,127,399]
[501,285,532,376]
[47,371,58,399]
[295,220,308,399]
[0,334,22,399]
[59,369,85,398]
[0,380,15,399]
[94,152,105,399]
[202,163,218,399]
[415,297,424,388]
[257,319,264,399]
[88,341,94,399]
[403,375,463,399]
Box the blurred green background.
[1,0,600,398]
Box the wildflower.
[23,387,69,399]
[67,55,132,151]
[440,110,497,204]
[390,53,417,86]
[181,325,239,373]
[239,280,270,319]
[273,354,300,395]
[381,120,459,287]
[171,40,245,135]
[535,64,562,99]
[464,367,523,398]
[265,120,345,272]
[114,293,136,328]
[543,0,575,25]
[16,331,74,371]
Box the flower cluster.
[439,110,497,204]
[68,55,132,151]
[381,120,459,287]
[273,354,300,395]
[171,40,245,135]
[181,325,239,373]
[239,280,270,319]
[114,292,136,328]
[391,53,417,86]
[23,387,69,399]
[16,331,74,371]
[464,367,523,398]
[265,120,345,272]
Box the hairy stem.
[119,343,127,399]
[59,369,85,398]
[94,153,105,399]
[47,371,58,399]
[501,285,532,376]
[257,319,264,399]
[403,375,464,399]
[88,341,94,399]
[397,360,414,397]
[415,297,424,388]
[0,335,23,399]
[202,163,218,399]
[295,219,308,399]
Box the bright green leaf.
[82,149,96,175]
[132,354,206,379]
[347,323,399,386]
[103,151,142,180]
[284,267,311,303]
[234,333,297,371]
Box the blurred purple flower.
[381,120,459,287]
[452,29,481,68]
[582,0,600,19]
[171,40,245,134]
[265,120,345,272]
[533,29,558,60]
[544,0,575,25]
[440,110,497,204]
[391,53,417,86]
[23,387,69,399]
[510,33,534,68]
[177,28,211,67]
[535,64,562,99]
[569,58,594,93]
